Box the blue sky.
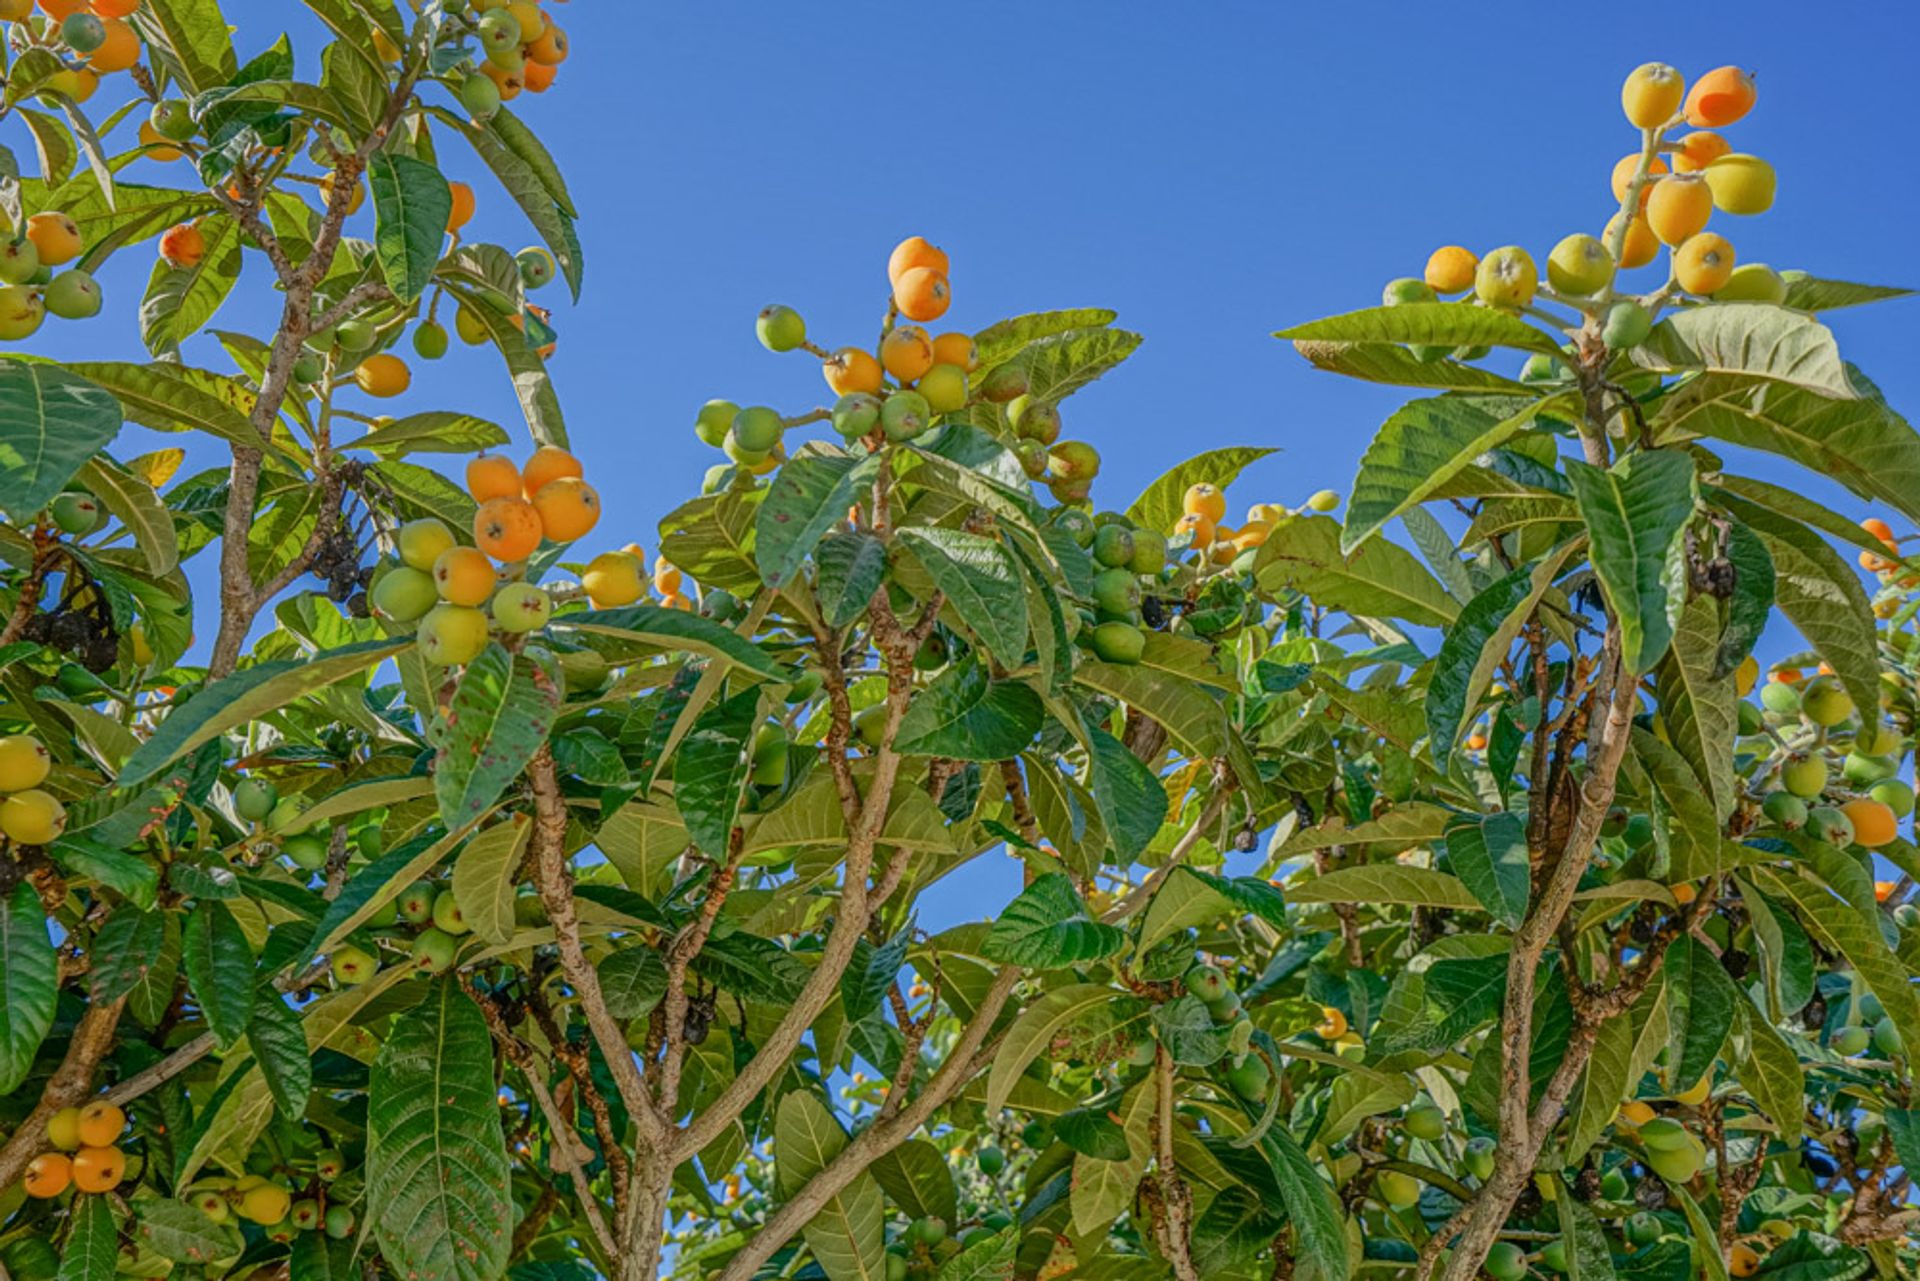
[22,2,1920,923]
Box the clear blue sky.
[25,1,1920,922]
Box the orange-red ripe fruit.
[466,454,522,503]
[1684,67,1757,128]
[473,496,542,562]
[520,445,582,499]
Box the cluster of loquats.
[366,444,599,666]
[22,1100,131,1202]
[1384,63,1783,384]
[0,732,63,846]
[456,0,571,118]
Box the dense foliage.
[0,15,1915,1281]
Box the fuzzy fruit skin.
[1621,62,1684,127]
[24,1153,72,1198]
[1463,1136,1495,1181]
[1474,246,1537,310]
[491,582,551,633]
[0,284,46,340]
[1800,676,1854,727]
[1805,806,1854,848]
[1832,1024,1871,1056]
[1089,620,1145,664]
[822,347,883,397]
[1762,791,1808,830]
[330,944,377,985]
[880,324,934,382]
[1403,1102,1446,1141]
[46,1106,82,1151]
[72,1145,125,1193]
[1184,964,1228,1003]
[694,399,739,447]
[433,545,496,607]
[830,392,881,438]
[1870,778,1915,818]
[0,734,52,790]
[76,1101,124,1147]
[755,304,805,352]
[582,551,645,607]
[0,788,65,843]
[1423,245,1477,294]
[1091,567,1141,617]
[354,353,410,397]
[1606,211,1660,269]
[466,454,522,503]
[881,390,930,442]
[0,238,39,285]
[892,266,950,322]
[397,518,455,572]
[371,565,437,624]
[1703,154,1776,215]
[1484,1242,1527,1281]
[917,362,968,414]
[325,1206,356,1239]
[1225,1054,1270,1102]
[1546,233,1613,295]
[473,496,542,561]
[1715,263,1786,303]
[1780,754,1828,799]
[1674,232,1736,295]
[44,270,100,319]
[283,832,328,870]
[410,926,458,974]
[26,213,81,267]
[1602,300,1652,349]
[417,604,489,666]
[1009,395,1061,444]
[432,889,471,935]
[1375,1170,1421,1209]
[1091,522,1135,569]
[1646,174,1713,246]
[397,881,435,925]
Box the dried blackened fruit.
[347,591,370,619]
[1634,1176,1668,1211]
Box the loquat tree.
[2,16,1918,1281]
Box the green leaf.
[1736,1004,1804,1146]
[1718,495,1881,720]
[1655,595,1739,821]
[1276,802,1457,857]
[439,282,567,448]
[1152,994,1231,1066]
[450,813,532,947]
[0,882,56,1094]
[1664,935,1736,1089]
[986,984,1148,1113]
[1374,951,1509,1058]
[894,662,1042,760]
[980,325,1141,408]
[89,907,167,1003]
[553,603,783,679]
[139,215,242,354]
[814,530,886,628]
[1779,275,1914,312]
[1632,304,1857,397]
[427,645,564,831]
[1072,654,1230,763]
[1565,450,1697,672]
[982,873,1126,969]
[1343,393,1569,552]
[842,927,911,1023]
[307,827,469,965]
[870,1138,958,1226]
[1124,446,1277,537]
[433,107,582,301]
[1250,1126,1349,1281]
[183,900,254,1048]
[597,945,667,1020]
[131,1196,241,1266]
[367,979,511,1281]
[288,1233,358,1281]
[1713,521,1774,682]
[1631,727,1726,882]
[368,153,452,303]
[1758,866,1920,1069]
[0,359,125,519]
[1277,301,1562,355]
[134,0,240,95]
[934,1231,1015,1281]
[1069,1079,1152,1236]
[1446,811,1529,928]
[57,1195,120,1281]
[1290,339,1534,392]
[249,989,312,1120]
[671,687,758,858]
[1253,514,1459,627]
[775,1090,886,1281]
[897,527,1029,666]
[1555,1190,1619,1281]
[1427,541,1581,769]
[1567,977,1666,1162]
[1086,725,1169,862]
[77,454,177,575]
[973,308,1117,366]
[1136,867,1285,953]
[52,835,160,910]
[1288,864,1481,909]
[62,359,263,451]
[487,107,576,217]
[344,411,510,459]
[1655,373,1920,525]
[755,448,880,590]
[119,638,406,788]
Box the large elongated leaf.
[432,108,582,301]
[0,359,125,518]
[1069,1080,1151,1236]
[140,215,242,354]
[1566,450,1697,672]
[133,0,239,95]
[986,984,1148,1113]
[119,638,406,788]
[1663,935,1736,1090]
[756,449,880,590]
[427,645,564,830]
[814,530,887,628]
[1447,811,1529,928]
[870,1139,958,1227]
[1656,373,1920,525]
[897,527,1029,666]
[774,1090,886,1281]
[1631,304,1856,397]
[1343,392,1567,552]
[1288,864,1480,909]
[671,687,758,858]
[58,1195,120,1281]
[89,906,168,1002]
[1125,446,1276,536]
[367,154,452,304]
[1427,540,1581,769]
[982,874,1126,969]
[1086,724,1169,861]
[248,990,312,1120]
[77,455,177,574]
[1779,275,1914,312]
[1655,594,1739,821]
[367,980,511,1281]
[1291,339,1533,392]
[1736,1004,1805,1146]
[131,1196,241,1266]
[450,813,532,947]
[1567,977,1666,1162]
[183,900,254,1048]
[1757,867,1920,1065]
[1718,497,1881,724]
[553,603,782,678]
[1277,302,1561,355]
[894,662,1042,760]
[1253,514,1458,627]
[0,883,56,1094]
